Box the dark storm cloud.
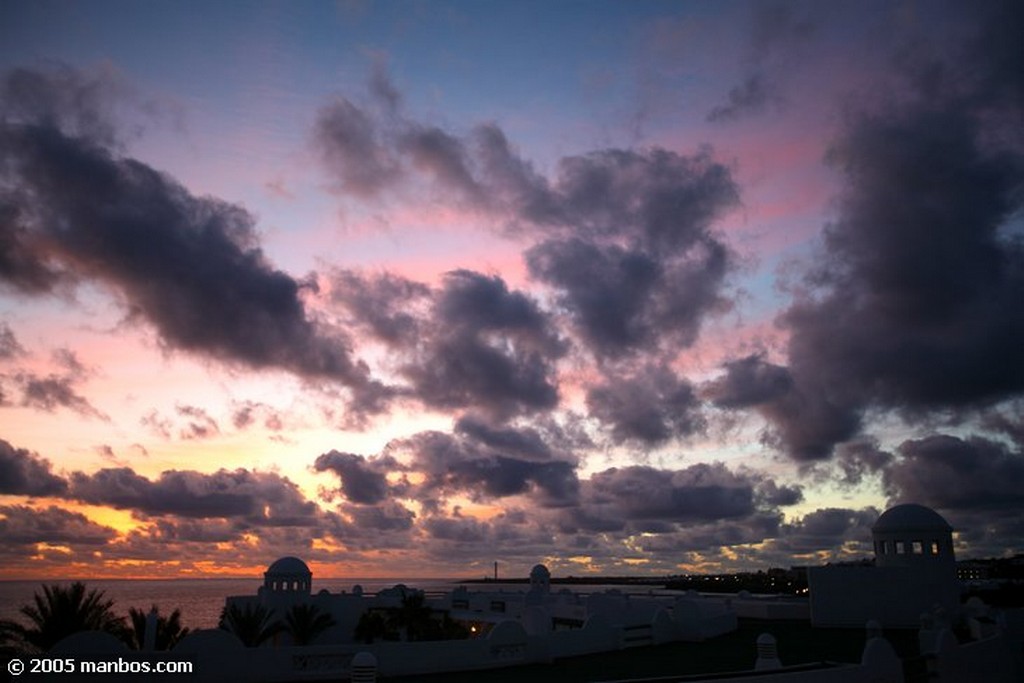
[527,239,659,354]
[339,500,415,533]
[586,365,703,445]
[1,66,386,416]
[417,509,557,562]
[1,65,124,146]
[756,479,803,507]
[527,235,731,359]
[703,354,858,460]
[329,268,564,418]
[772,507,877,554]
[313,450,398,505]
[982,411,1024,449]
[329,269,430,346]
[396,426,579,507]
[68,467,318,524]
[584,464,756,523]
[740,3,1024,460]
[520,150,737,360]
[538,148,738,251]
[884,434,1024,513]
[826,439,893,487]
[0,504,117,546]
[422,515,488,543]
[402,270,564,418]
[636,513,782,553]
[144,517,243,544]
[703,354,792,409]
[453,414,554,462]
[0,438,67,496]
[0,201,65,293]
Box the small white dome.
[873,504,951,533]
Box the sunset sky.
[1,0,1022,580]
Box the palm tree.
[353,610,394,644]
[7,583,127,652]
[283,604,336,646]
[125,605,190,650]
[389,593,434,642]
[1,618,28,655]
[218,602,282,647]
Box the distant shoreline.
[460,576,673,586]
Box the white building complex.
[48,503,1023,682]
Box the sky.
[0,0,1022,580]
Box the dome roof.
[530,563,550,578]
[266,556,311,576]
[873,504,951,533]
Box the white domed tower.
[529,563,551,595]
[872,503,955,570]
[263,556,312,596]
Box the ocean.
[0,578,464,630]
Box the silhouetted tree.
[283,603,336,646]
[0,618,28,655]
[125,605,190,650]
[218,602,282,647]
[353,610,395,644]
[390,592,433,641]
[4,583,127,652]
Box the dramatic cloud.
[401,270,563,418]
[392,422,579,509]
[703,354,793,409]
[554,462,792,538]
[0,201,65,294]
[0,504,117,547]
[0,65,388,418]
[884,434,1024,513]
[770,507,877,555]
[586,365,703,445]
[314,450,398,505]
[329,269,430,346]
[0,439,67,496]
[68,467,318,524]
[716,3,1024,460]
[316,74,739,363]
[636,513,783,554]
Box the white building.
[809,503,961,628]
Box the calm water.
[0,578,679,631]
[0,578,463,630]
